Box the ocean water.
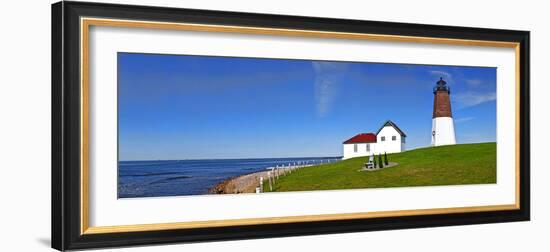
[118,157,340,198]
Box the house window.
[366,143,370,152]
[402,137,406,143]
[381,136,385,141]
[392,136,397,141]
[354,144,358,153]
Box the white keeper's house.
[342,120,406,160]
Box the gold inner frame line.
[80,17,522,235]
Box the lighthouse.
[431,77,456,146]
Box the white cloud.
[312,62,348,117]
[454,92,496,108]
[312,61,348,72]
[455,117,475,123]
[429,70,453,83]
[466,79,483,87]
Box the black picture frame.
[52,1,530,251]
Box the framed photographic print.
[52,1,530,250]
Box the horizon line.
[119,155,344,162]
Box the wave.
[120,172,182,177]
[149,175,193,185]
[119,161,180,167]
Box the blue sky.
[118,53,496,161]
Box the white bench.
[365,155,375,170]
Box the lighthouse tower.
[431,77,456,146]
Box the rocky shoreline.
[210,164,319,194]
[209,170,269,194]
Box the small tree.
[384,152,389,165]
[378,154,384,168]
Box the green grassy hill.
[263,142,496,193]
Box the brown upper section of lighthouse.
[432,78,453,118]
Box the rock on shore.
[209,170,269,194]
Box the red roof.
[343,133,377,144]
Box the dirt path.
[360,162,399,171]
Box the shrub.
[378,154,384,168]
[384,152,389,165]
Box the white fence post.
[259,176,263,193]
[268,171,273,191]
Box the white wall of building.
[431,117,456,146]
[342,143,375,160]
[376,126,405,154]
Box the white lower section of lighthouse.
[431,117,456,146]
